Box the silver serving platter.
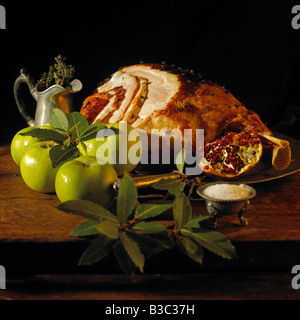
[122,132,300,190]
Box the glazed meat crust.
[80,63,290,171]
[81,63,272,144]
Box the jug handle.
[13,69,38,126]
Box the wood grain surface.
[1,144,300,300]
[1,144,300,243]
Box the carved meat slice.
[80,63,291,173]
[81,71,140,124]
[121,64,180,125]
[121,77,148,124]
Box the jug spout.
[34,80,83,126]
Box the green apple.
[11,124,54,166]
[78,122,142,176]
[55,156,118,207]
[20,141,59,193]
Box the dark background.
[1,0,300,144]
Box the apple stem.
[42,141,55,149]
[75,161,90,168]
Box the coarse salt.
[202,184,250,200]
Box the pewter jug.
[14,69,82,126]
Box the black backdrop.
[1,0,300,144]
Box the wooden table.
[1,144,300,300]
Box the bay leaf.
[57,199,119,223]
[116,172,137,224]
[51,108,69,133]
[66,111,89,140]
[175,148,186,173]
[113,239,137,275]
[180,227,238,260]
[20,128,66,143]
[69,219,101,237]
[49,144,79,168]
[184,215,210,229]
[79,234,114,266]
[119,232,145,273]
[176,237,204,265]
[134,203,173,220]
[80,123,107,141]
[152,178,185,196]
[129,232,174,259]
[97,220,120,239]
[173,193,192,229]
[130,222,167,234]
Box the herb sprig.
[37,55,76,91]
[57,173,238,275]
